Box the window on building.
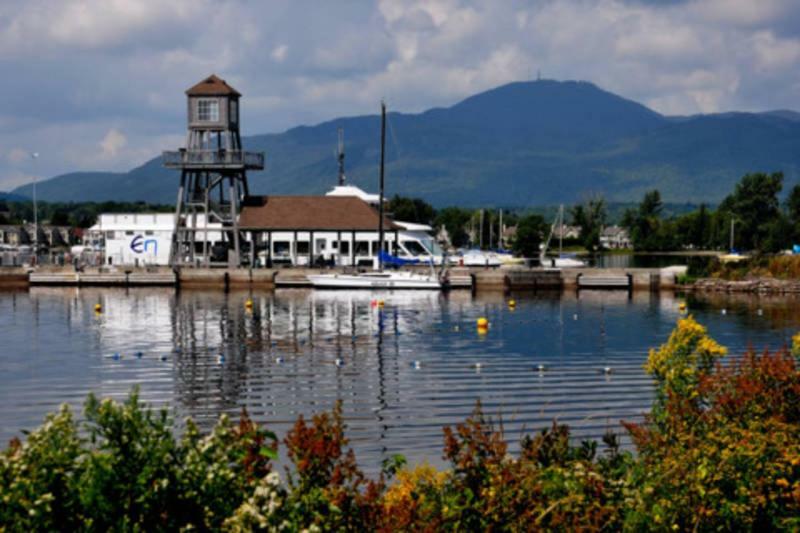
[273,241,290,255]
[125,231,134,236]
[229,100,238,123]
[197,99,220,122]
[296,241,309,254]
[355,241,370,255]
[145,230,154,236]
[339,241,350,254]
[106,231,115,239]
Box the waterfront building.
[87,213,223,266]
[239,195,442,267]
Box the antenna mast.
[337,127,346,186]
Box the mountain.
[0,192,28,203]
[13,80,800,206]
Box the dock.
[1,265,686,291]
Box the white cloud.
[100,128,127,158]
[1,0,800,188]
[6,148,28,165]
[271,44,289,63]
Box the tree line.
[0,200,174,228]
[623,172,800,253]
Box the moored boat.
[307,270,443,289]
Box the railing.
[162,150,264,169]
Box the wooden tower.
[163,74,264,267]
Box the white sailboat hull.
[307,271,443,289]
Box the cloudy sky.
[1,0,800,191]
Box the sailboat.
[307,103,445,290]
[540,205,586,268]
[719,218,747,263]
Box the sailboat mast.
[730,218,734,252]
[337,127,345,186]
[559,205,564,256]
[378,101,386,270]
[479,210,484,249]
[499,209,503,249]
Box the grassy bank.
[3,318,800,531]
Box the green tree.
[787,184,800,244]
[570,197,606,251]
[718,172,784,252]
[387,195,435,224]
[511,213,546,258]
[434,207,472,248]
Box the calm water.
[1,287,798,470]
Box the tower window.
[197,99,219,122]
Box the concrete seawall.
[2,265,684,291]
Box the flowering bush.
[4,316,800,530]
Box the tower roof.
[185,74,241,97]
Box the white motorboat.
[307,270,443,289]
[541,255,586,268]
[450,249,502,267]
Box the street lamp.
[30,152,39,257]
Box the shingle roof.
[239,196,398,231]
[186,74,241,97]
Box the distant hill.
[0,192,29,203]
[14,80,800,206]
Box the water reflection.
[1,287,798,470]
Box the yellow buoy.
[94,303,102,313]
[678,302,687,312]
[245,298,254,308]
[378,300,385,307]
[508,299,516,308]
[477,317,489,328]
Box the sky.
[1,0,800,191]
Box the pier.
[0,265,686,291]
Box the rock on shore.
[692,277,800,293]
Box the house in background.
[600,225,631,249]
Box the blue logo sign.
[130,235,158,255]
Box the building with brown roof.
[239,195,428,267]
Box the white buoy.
[413,360,422,369]
[335,358,344,367]
[573,314,578,321]
[721,308,727,315]
[474,362,482,370]
[536,364,546,372]
[275,356,284,364]
[757,309,763,316]
[217,354,225,364]
[602,366,612,374]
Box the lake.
[1,287,798,471]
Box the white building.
[87,213,223,266]
[239,195,444,267]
